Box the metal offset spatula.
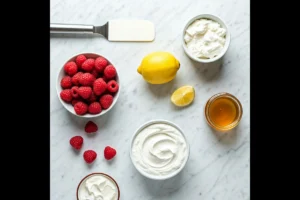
[50,20,155,42]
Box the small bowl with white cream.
[130,120,190,180]
[182,14,230,63]
[76,173,120,200]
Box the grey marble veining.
[50,0,250,199]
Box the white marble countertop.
[50,0,250,199]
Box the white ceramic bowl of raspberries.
[56,53,120,118]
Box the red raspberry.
[71,99,81,106]
[104,146,117,160]
[70,86,79,98]
[91,69,99,79]
[79,73,95,86]
[83,150,97,164]
[88,92,97,103]
[78,86,92,99]
[93,78,107,96]
[85,121,98,133]
[60,89,72,102]
[71,72,83,86]
[74,101,88,115]
[75,54,87,68]
[104,65,117,79]
[64,61,78,76]
[102,75,110,82]
[94,57,108,72]
[60,76,72,89]
[99,94,113,109]
[88,102,102,114]
[107,80,119,93]
[81,58,95,72]
[69,136,83,150]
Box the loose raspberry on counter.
[81,58,95,72]
[78,86,92,99]
[74,101,88,115]
[70,136,83,150]
[75,54,87,68]
[104,146,116,160]
[103,65,117,79]
[93,78,107,96]
[79,73,96,86]
[64,61,78,76]
[85,121,98,133]
[60,89,73,102]
[71,86,79,98]
[71,72,83,86]
[107,80,119,93]
[60,76,72,89]
[94,57,108,72]
[99,94,113,109]
[88,102,102,114]
[83,150,97,164]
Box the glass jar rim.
[204,92,243,131]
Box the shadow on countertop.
[209,124,241,146]
[146,78,178,98]
[138,168,187,198]
[190,57,224,82]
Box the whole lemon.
[137,51,180,84]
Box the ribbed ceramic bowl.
[130,119,190,180]
[56,53,120,118]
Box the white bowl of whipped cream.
[182,14,231,63]
[130,120,190,180]
[76,173,120,200]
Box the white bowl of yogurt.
[76,173,120,200]
[182,14,231,63]
[130,120,190,180]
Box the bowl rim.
[76,172,120,200]
[56,52,120,118]
[182,13,231,63]
[129,119,190,180]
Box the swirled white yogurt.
[184,18,227,59]
[131,122,189,178]
[77,174,119,200]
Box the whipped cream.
[131,122,188,178]
[77,174,118,200]
[184,18,226,59]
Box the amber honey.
[205,93,242,131]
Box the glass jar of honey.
[204,92,243,131]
